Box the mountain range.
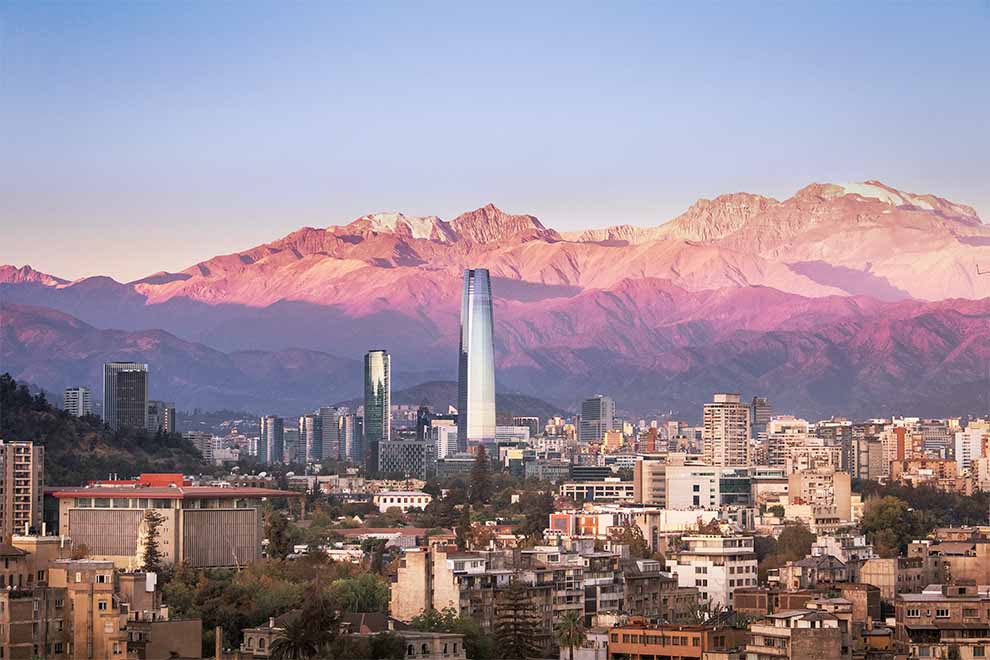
[2,179,989,420]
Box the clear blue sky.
[2,1,988,281]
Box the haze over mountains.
[3,180,989,419]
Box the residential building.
[771,555,848,590]
[63,386,92,417]
[787,468,852,522]
[145,400,176,434]
[319,405,341,461]
[365,349,392,474]
[182,431,214,464]
[894,582,990,659]
[457,269,496,451]
[0,440,44,541]
[102,362,149,431]
[513,416,540,438]
[703,393,750,467]
[745,609,845,660]
[665,535,757,607]
[955,427,989,474]
[622,559,698,622]
[607,622,748,659]
[767,416,809,467]
[581,395,616,444]
[299,413,322,463]
[259,415,284,464]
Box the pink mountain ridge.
[3,180,989,417]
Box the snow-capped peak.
[341,212,455,242]
[828,180,981,224]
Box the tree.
[494,579,542,659]
[860,495,929,557]
[470,446,492,504]
[517,490,554,539]
[607,525,651,559]
[266,510,292,560]
[555,610,586,660]
[775,523,816,562]
[330,574,389,613]
[269,583,339,660]
[141,509,166,573]
[412,607,495,660]
[456,503,472,550]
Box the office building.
[431,420,459,459]
[338,412,362,464]
[146,400,176,434]
[52,473,299,568]
[299,413,322,463]
[63,386,92,417]
[182,431,214,464]
[103,362,149,431]
[580,395,615,444]
[260,415,284,464]
[750,395,772,440]
[512,416,540,438]
[319,405,341,461]
[283,426,301,463]
[364,350,391,473]
[703,393,750,467]
[457,268,496,451]
[0,441,44,541]
[378,439,437,479]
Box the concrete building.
[319,405,341,462]
[750,396,772,440]
[745,609,845,660]
[665,535,758,607]
[580,395,615,444]
[145,400,176,434]
[182,431,214,464]
[955,427,989,474]
[0,440,45,542]
[299,413,322,464]
[607,622,748,659]
[63,386,92,417]
[787,468,852,522]
[372,491,433,513]
[703,393,750,467]
[379,440,437,480]
[102,361,149,431]
[767,416,809,467]
[621,559,698,622]
[52,473,299,568]
[895,582,990,659]
[559,479,635,502]
[259,415,284,464]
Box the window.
[964,608,978,618]
[98,600,108,611]
[974,647,985,658]
[935,609,949,618]
[258,639,265,650]
[906,608,920,618]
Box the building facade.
[63,386,92,417]
[703,393,751,467]
[457,269,496,451]
[0,441,45,542]
[103,362,149,431]
[580,395,616,445]
[364,349,391,474]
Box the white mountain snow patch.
[838,182,934,211]
[365,212,446,240]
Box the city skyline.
[1,2,988,281]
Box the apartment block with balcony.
[665,535,757,608]
[0,441,45,542]
[745,609,845,660]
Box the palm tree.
[555,610,586,660]
[268,615,322,660]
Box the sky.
[1,1,988,282]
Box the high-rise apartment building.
[703,393,751,467]
[580,395,615,444]
[64,386,92,417]
[457,268,496,451]
[750,396,772,440]
[103,362,149,431]
[767,416,810,467]
[283,426,301,463]
[260,415,284,464]
[146,400,176,434]
[338,412,361,464]
[0,441,44,541]
[299,414,322,463]
[319,406,340,461]
[364,350,391,473]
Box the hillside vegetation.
[0,373,205,485]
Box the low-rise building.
[622,559,698,623]
[607,621,748,659]
[372,491,433,513]
[894,582,990,659]
[560,479,635,502]
[745,609,845,660]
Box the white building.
[432,422,459,459]
[703,393,751,467]
[767,416,809,467]
[665,534,757,607]
[63,386,92,417]
[954,428,988,474]
[559,478,635,502]
[373,490,433,513]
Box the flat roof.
[50,486,300,499]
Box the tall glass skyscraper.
[364,349,391,474]
[457,268,496,451]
